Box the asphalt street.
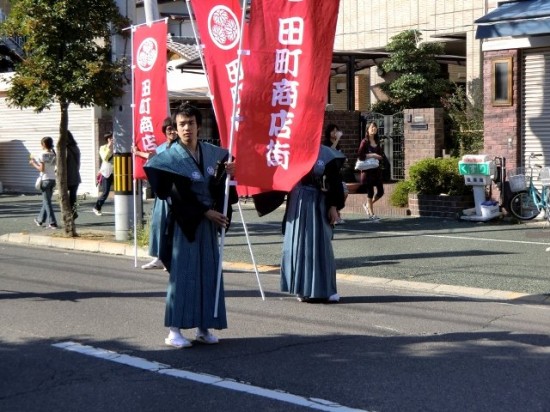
[1,242,550,411]
[1,193,550,411]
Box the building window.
[492,57,512,106]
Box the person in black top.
[357,122,384,220]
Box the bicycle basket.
[539,167,550,185]
[508,167,528,192]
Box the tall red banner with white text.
[235,0,340,191]
[190,0,246,151]
[132,20,168,180]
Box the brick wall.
[408,193,473,219]
[481,49,520,206]
[482,49,520,170]
[403,108,445,177]
[328,74,370,111]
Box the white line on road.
[52,341,369,412]
[341,228,550,246]
[424,234,549,246]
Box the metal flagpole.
[130,24,138,268]
[236,196,265,300]
[186,1,264,317]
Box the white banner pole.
[236,198,265,300]
[131,25,138,268]
[187,1,263,316]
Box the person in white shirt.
[93,132,114,216]
[30,136,58,229]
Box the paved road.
[1,243,550,411]
[1,193,549,302]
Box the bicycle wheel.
[544,189,550,223]
[508,191,540,220]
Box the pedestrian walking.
[357,122,385,221]
[30,136,58,229]
[66,131,81,219]
[93,132,113,216]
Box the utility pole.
[143,0,159,22]
[112,0,137,241]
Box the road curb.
[2,233,549,307]
[0,232,149,258]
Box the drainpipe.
[143,0,159,21]
[347,55,355,111]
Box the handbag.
[355,157,379,171]
[35,174,43,191]
[96,171,104,186]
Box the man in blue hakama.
[280,145,346,302]
[133,117,177,270]
[144,103,236,348]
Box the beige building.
[330,0,499,111]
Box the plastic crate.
[538,167,550,185]
[508,167,527,192]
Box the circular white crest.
[207,166,215,176]
[208,6,240,50]
[136,37,159,72]
[192,171,202,180]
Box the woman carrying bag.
[357,122,385,221]
[30,136,58,229]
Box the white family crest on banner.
[208,6,240,50]
[136,37,159,72]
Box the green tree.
[380,30,451,108]
[0,0,129,236]
[441,81,484,157]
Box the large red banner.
[235,0,340,191]
[132,20,168,180]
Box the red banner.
[132,20,168,180]
[234,0,340,191]
[190,0,262,196]
[190,0,246,151]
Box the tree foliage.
[380,30,451,109]
[1,0,129,111]
[0,0,130,236]
[441,82,484,157]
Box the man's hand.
[328,206,339,226]
[205,209,229,229]
[225,161,235,177]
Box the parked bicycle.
[507,153,550,222]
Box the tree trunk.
[57,101,77,237]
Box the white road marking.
[341,228,550,246]
[424,233,549,246]
[52,341,369,412]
